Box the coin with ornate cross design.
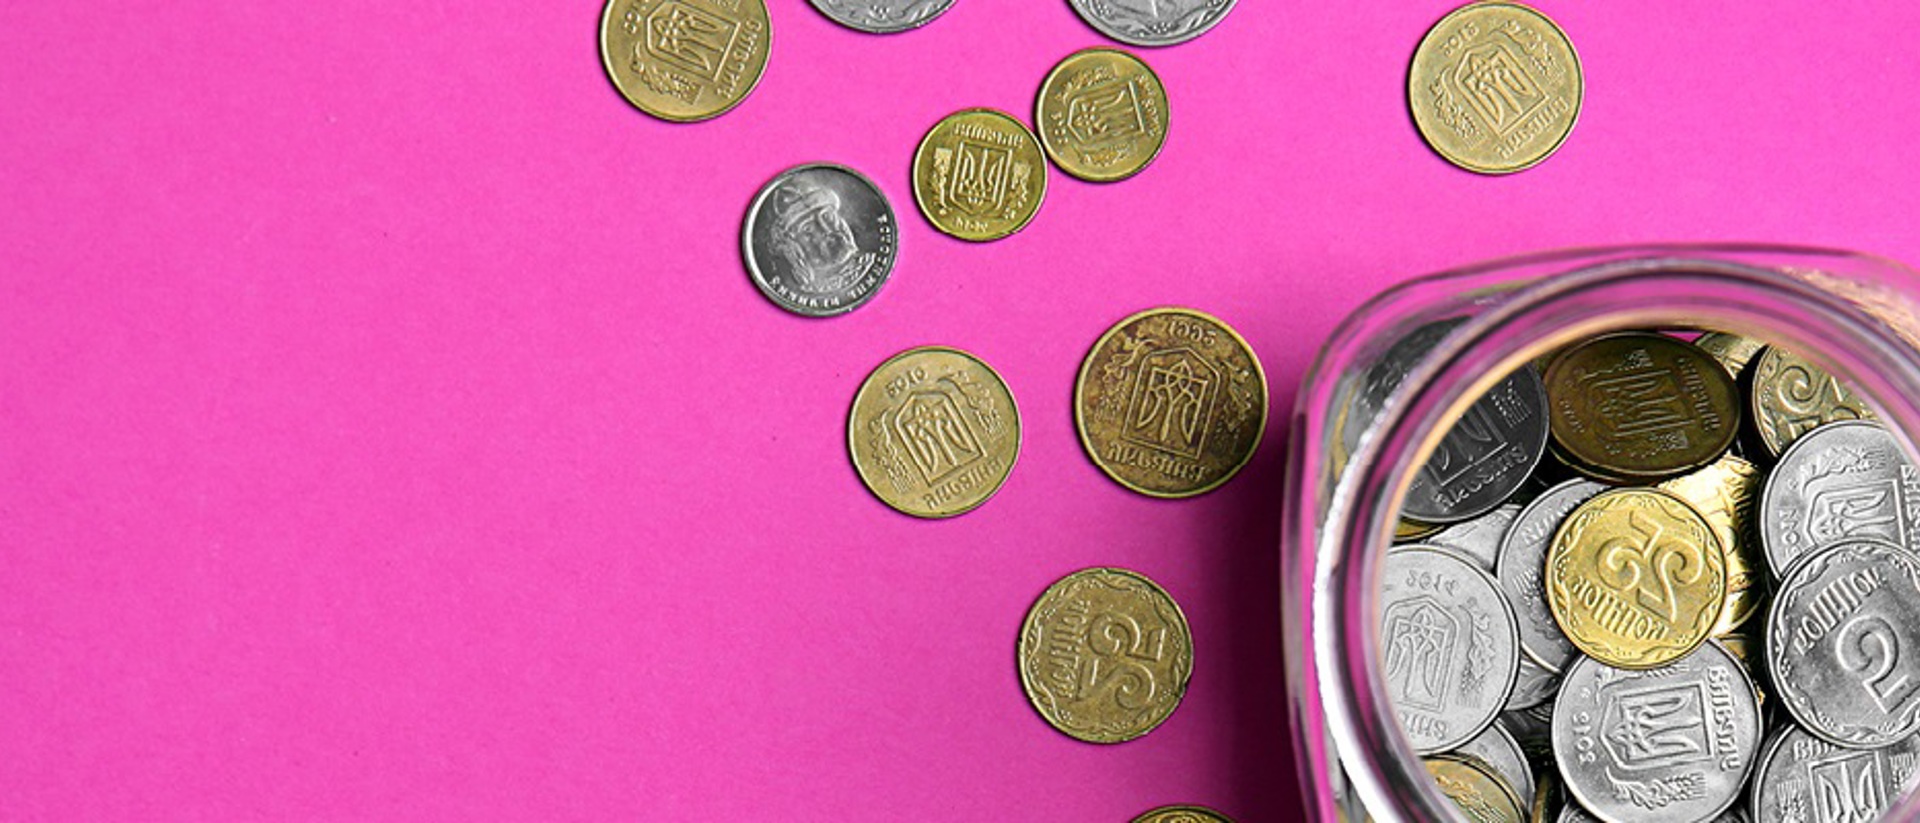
[1019,567,1193,744]
[1036,48,1168,182]
[599,0,771,122]
[847,346,1019,518]
[1408,1,1583,174]
[911,108,1047,241]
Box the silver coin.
[1561,802,1746,823]
[1458,718,1538,808]
[1401,366,1551,524]
[1429,503,1522,572]
[1506,654,1562,711]
[1503,705,1554,764]
[1759,421,1920,578]
[1497,479,1608,673]
[1380,546,1522,753]
[1767,538,1920,748]
[742,163,898,317]
[1749,722,1920,823]
[1552,640,1762,823]
[806,0,953,33]
[1066,0,1236,47]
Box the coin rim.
[846,344,1021,518]
[1066,0,1238,48]
[1035,47,1169,183]
[741,162,898,317]
[804,0,953,33]
[597,0,773,123]
[1406,0,1584,175]
[1017,566,1195,744]
[910,107,1048,242]
[1072,306,1270,498]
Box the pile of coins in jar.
[1370,325,1920,822]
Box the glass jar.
[1280,244,1920,821]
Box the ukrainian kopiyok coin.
[1759,420,1920,577]
[1545,332,1742,483]
[1380,546,1522,753]
[1457,719,1537,809]
[1547,488,1726,669]
[1428,502,1521,572]
[1338,318,1467,465]
[1659,455,1766,634]
[1397,518,1445,542]
[1497,478,1607,672]
[1560,804,1746,823]
[847,346,1019,518]
[1750,344,1879,457]
[805,0,952,33]
[1424,753,1527,823]
[1036,48,1168,182]
[1019,567,1193,744]
[599,0,771,122]
[1399,365,1550,524]
[1066,0,1236,47]
[1504,655,1560,710]
[1694,331,1768,382]
[1408,1,1583,174]
[1749,723,1920,823]
[911,108,1046,242]
[1130,805,1234,823]
[1075,308,1269,498]
[743,164,897,317]
[1766,539,1920,748]
[1552,641,1762,823]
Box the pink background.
[5,1,1920,819]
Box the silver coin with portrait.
[743,163,898,317]
[1067,0,1236,47]
[806,0,954,33]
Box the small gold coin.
[1423,753,1527,823]
[1131,805,1234,823]
[1036,48,1169,182]
[1693,330,1768,382]
[847,346,1019,518]
[599,0,771,123]
[1657,455,1765,634]
[1408,2,1583,174]
[1546,488,1726,669]
[1075,308,1269,498]
[1749,344,1878,457]
[1019,567,1193,743]
[911,108,1048,241]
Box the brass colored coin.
[1423,753,1527,823]
[1546,488,1727,669]
[911,108,1047,241]
[1396,518,1443,542]
[1075,308,1269,498]
[1749,344,1878,457]
[847,346,1019,518]
[1544,332,1741,482]
[1019,567,1193,743]
[1658,455,1766,634]
[1036,48,1169,183]
[1694,331,1768,382]
[1131,805,1233,823]
[599,0,771,123]
[1408,2,1582,174]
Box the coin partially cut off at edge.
[806,0,953,33]
[599,0,771,122]
[1067,0,1237,48]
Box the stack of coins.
[1370,327,1920,822]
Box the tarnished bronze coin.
[1075,308,1269,498]
[911,108,1047,242]
[1544,332,1740,483]
[1036,47,1168,183]
[1546,488,1726,669]
[1131,805,1234,823]
[1019,567,1193,744]
[1408,2,1583,174]
[847,346,1019,518]
[599,0,771,122]
[1694,330,1768,382]
[1749,343,1878,457]
[1423,753,1527,823]
[1658,454,1766,634]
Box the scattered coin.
[1131,805,1234,823]
[742,163,897,317]
[806,0,953,33]
[1496,478,1607,672]
[1075,308,1268,498]
[599,0,771,122]
[1750,343,1880,457]
[1066,0,1236,48]
[1749,723,1920,823]
[1766,538,1920,748]
[911,108,1047,241]
[1019,567,1193,744]
[1401,365,1550,524]
[1424,752,1527,823]
[1036,48,1168,182]
[1659,454,1766,633]
[1544,332,1741,483]
[1546,488,1726,669]
[1381,546,1522,753]
[1758,420,1920,577]
[1408,1,1583,174]
[847,346,1019,518]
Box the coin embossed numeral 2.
[1598,516,1702,622]
[1839,615,1918,712]
[1083,612,1164,709]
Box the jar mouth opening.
[1315,253,1920,822]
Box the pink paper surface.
[5,1,1920,819]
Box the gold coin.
[1423,753,1527,823]
[847,346,1019,518]
[1544,332,1740,483]
[911,108,1048,241]
[1545,488,1726,669]
[1075,308,1269,498]
[1019,567,1193,743]
[1131,805,1233,823]
[1408,2,1583,174]
[1693,330,1768,382]
[1396,518,1444,542]
[1749,343,1878,457]
[599,0,771,123]
[1657,455,1765,634]
[1036,48,1169,183]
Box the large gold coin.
[847,346,1019,518]
[911,109,1047,241]
[1657,455,1765,634]
[1408,2,1582,174]
[1423,753,1527,823]
[599,0,771,123]
[1749,344,1878,457]
[1544,332,1740,483]
[1131,806,1233,823]
[1546,488,1726,669]
[1075,308,1269,498]
[1036,48,1168,183]
[1019,567,1193,743]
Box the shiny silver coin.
[1767,538,1920,748]
[1458,718,1537,808]
[1561,802,1746,822]
[1749,722,1920,823]
[1429,502,1521,572]
[1552,640,1762,823]
[1505,654,1561,711]
[742,163,898,317]
[1066,0,1236,47]
[1381,546,1523,753]
[1401,366,1551,524]
[806,0,953,33]
[1759,420,1920,578]
[1497,479,1607,673]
